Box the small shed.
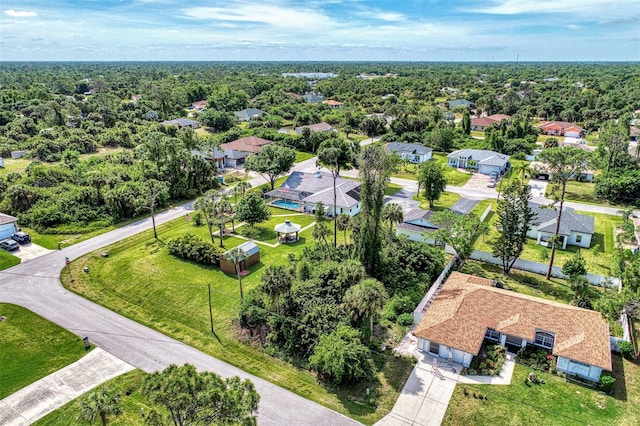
[0,213,18,240]
[219,241,261,275]
[274,220,301,243]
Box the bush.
[618,340,635,359]
[192,211,204,226]
[167,233,224,265]
[397,313,414,326]
[598,374,616,394]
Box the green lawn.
[60,216,412,425]
[35,370,151,426]
[545,181,628,209]
[414,191,461,211]
[295,150,315,163]
[473,205,622,277]
[0,157,31,176]
[390,155,472,187]
[237,208,316,244]
[0,250,21,270]
[460,261,574,305]
[444,355,640,426]
[0,303,91,399]
[384,182,403,196]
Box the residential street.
[0,204,359,426]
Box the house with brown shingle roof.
[322,99,343,109]
[414,271,611,381]
[470,114,511,131]
[220,136,274,168]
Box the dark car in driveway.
[0,238,20,251]
[12,231,31,244]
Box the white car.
[487,178,496,188]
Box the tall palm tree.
[382,202,404,242]
[312,221,330,247]
[223,246,248,300]
[260,265,292,314]
[336,214,351,245]
[195,191,217,244]
[342,278,388,340]
[213,195,232,248]
[77,386,122,426]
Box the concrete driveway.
[450,197,478,215]
[9,242,52,262]
[528,178,549,200]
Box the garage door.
[0,223,16,240]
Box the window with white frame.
[429,341,440,355]
[485,328,500,342]
[534,331,555,349]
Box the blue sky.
[1,0,638,61]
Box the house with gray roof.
[233,108,263,122]
[527,202,594,249]
[294,122,334,134]
[447,149,510,176]
[302,93,325,103]
[385,142,433,164]
[446,99,475,109]
[161,118,200,129]
[395,209,440,244]
[0,213,18,241]
[265,171,361,217]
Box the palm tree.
[342,278,388,340]
[77,386,122,426]
[213,195,232,248]
[312,221,330,247]
[236,181,251,198]
[195,191,217,244]
[223,246,248,300]
[336,214,351,245]
[260,265,292,314]
[382,203,404,242]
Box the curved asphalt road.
[0,204,359,426]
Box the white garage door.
[0,223,16,240]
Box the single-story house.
[530,161,594,182]
[220,136,274,168]
[191,146,226,170]
[234,108,263,122]
[322,99,343,109]
[295,122,334,134]
[527,202,594,249]
[191,100,208,111]
[447,99,475,109]
[0,213,18,240]
[302,93,325,103]
[219,241,260,275]
[161,118,201,129]
[385,142,433,164]
[447,149,510,176]
[470,114,511,131]
[395,209,440,244]
[629,125,639,143]
[265,171,361,217]
[414,272,611,382]
[538,121,583,138]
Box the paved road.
[0,204,359,426]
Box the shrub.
[618,340,635,359]
[167,233,224,265]
[397,313,414,326]
[192,211,204,226]
[598,374,616,394]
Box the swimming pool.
[271,199,303,210]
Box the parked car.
[0,239,20,251]
[487,178,496,188]
[12,231,31,244]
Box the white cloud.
[4,9,37,17]
[470,0,630,16]
[354,9,407,22]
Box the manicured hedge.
[167,233,224,265]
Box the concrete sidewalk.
[0,348,135,426]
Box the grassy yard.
[236,208,316,244]
[444,355,640,426]
[35,370,151,426]
[460,261,574,305]
[390,155,472,187]
[0,303,91,399]
[414,191,461,211]
[295,150,315,163]
[0,249,21,270]
[473,205,623,277]
[0,157,31,175]
[545,181,628,209]
[59,215,413,424]
[384,182,403,196]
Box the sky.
[1,0,639,62]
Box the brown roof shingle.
[220,136,274,153]
[414,272,611,371]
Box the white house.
[265,171,361,217]
[161,118,201,129]
[0,213,18,240]
[219,136,274,168]
[530,161,595,182]
[527,203,594,249]
[414,272,611,382]
[385,142,433,164]
[395,209,439,243]
[447,149,510,176]
[233,108,263,122]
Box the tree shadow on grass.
[611,353,628,402]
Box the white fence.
[468,249,621,288]
[479,204,492,222]
[413,254,458,325]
